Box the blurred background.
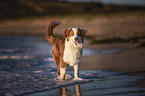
[1,0,145,72]
[1,0,145,95]
[0,0,145,38]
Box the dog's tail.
[46,21,61,45]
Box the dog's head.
[64,28,87,45]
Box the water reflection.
[26,70,145,96]
[1,36,145,96]
[59,84,81,96]
[83,48,122,56]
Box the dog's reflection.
[59,84,82,96]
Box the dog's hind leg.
[59,67,66,80]
[59,58,67,80]
[52,54,60,76]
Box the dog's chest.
[63,41,82,66]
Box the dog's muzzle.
[74,38,79,45]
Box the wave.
[0,55,34,59]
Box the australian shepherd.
[46,21,87,80]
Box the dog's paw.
[65,74,73,80]
[73,77,83,81]
[54,74,73,81]
[54,75,64,81]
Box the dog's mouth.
[73,40,79,45]
[75,41,79,45]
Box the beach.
[82,40,145,72]
[0,35,145,96]
[0,13,145,95]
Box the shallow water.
[28,70,145,96]
[83,48,121,56]
[0,36,145,96]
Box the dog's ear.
[80,28,87,37]
[64,28,71,37]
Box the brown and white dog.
[46,21,87,80]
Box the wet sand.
[82,40,145,72]
[27,70,145,96]
[0,13,145,95]
[0,36,145,96]
[30,47,145,96]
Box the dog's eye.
[71,33,74,35]
[77,32,81,36]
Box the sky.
[67,0,145,6]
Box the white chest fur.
[63,39,83,66]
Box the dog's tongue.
[75,41,79,45]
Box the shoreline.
[0,35,145,96]
[81,39,145,72]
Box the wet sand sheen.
[0,36,145,96]
[27,70,145,96]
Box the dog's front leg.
[73,64,83,80]
[59,67,66,80]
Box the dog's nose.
[74,38,78,41]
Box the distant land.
[0,0,145,20]
[68,0,145,6]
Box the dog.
[46,21,87,80]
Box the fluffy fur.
[46,21,87,80]
[63,35,83,66]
